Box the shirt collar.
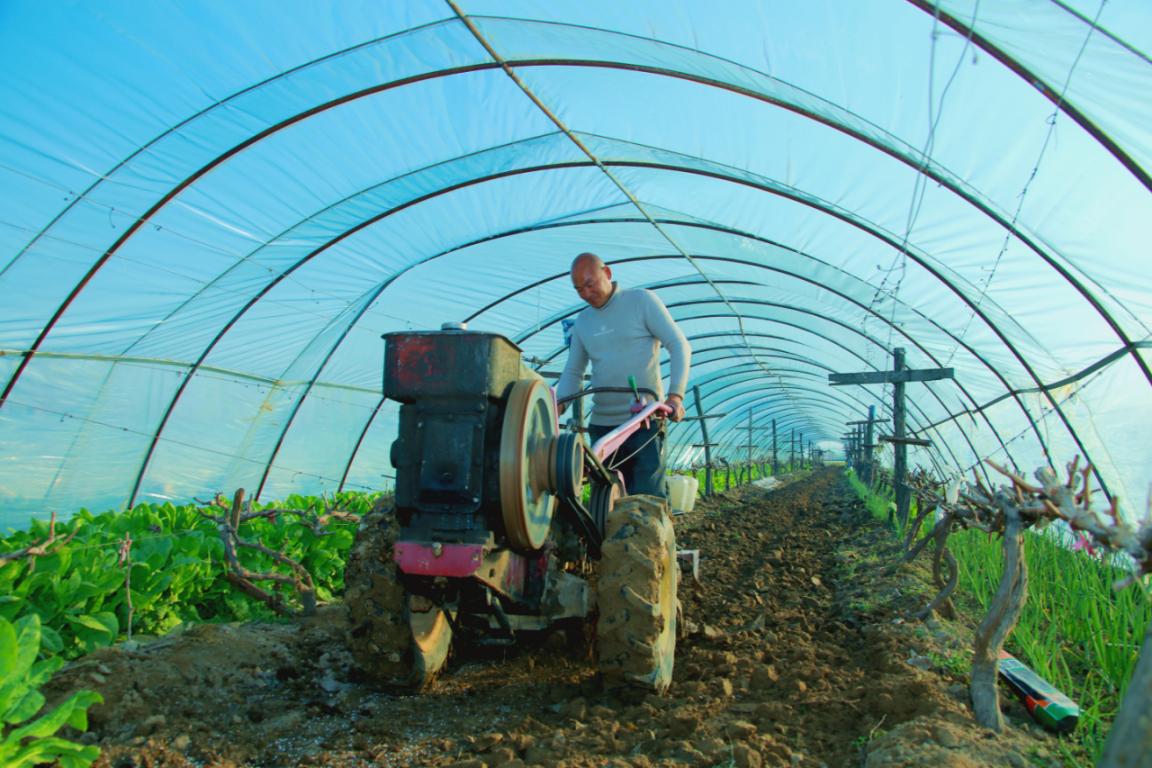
[596,281,620,309]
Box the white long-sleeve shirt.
[556,284,691,426]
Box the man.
[556,252,691,498]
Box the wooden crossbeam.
[880,434,932,447]
[829,368,954,386]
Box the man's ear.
[603,264,613,279]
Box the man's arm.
[642,291,691,422]
[555,328,589,415]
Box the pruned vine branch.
[197,488,356,617]
[903,456,1152,734]
[0,511,79,570]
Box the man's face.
[572,261,613,308]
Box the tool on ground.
[998,650,1080,733]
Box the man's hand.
[665,393,685,422]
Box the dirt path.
[46,469,1074,767]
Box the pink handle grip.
[591,401,673,463]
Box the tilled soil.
[45,468,1077,767]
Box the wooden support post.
[230,488,245,532]
[892,348,909,525]
[746,409,753,476]
[831,350,953,526]
[790,428,795,471]
[772,419,778,475]
[1101,621,1152,766]
[848,411,887,486]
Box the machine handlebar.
[589,400,673,463]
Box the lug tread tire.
[344,503,447,689]
[596,495,678,693]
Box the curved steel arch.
[665,312,996,477]
[0,59,509,408]
[0,13,1140,514]
[686,359,966,476]
[535,313,947,456]
[619,252,1024,446]
[658,327,963,472]
[905,0,1151,193]
[93,144,1093,501]
[530,292,1001,478]
[668,295,1018,438]
[0,18,463,282]
[123,159,586,505]
[672,363,958,472]
[10,46,1140,409]
[4,46,1136,510]
[676,368,853,426]
[690,387,847,458]
[122,144,929,505]
[489,212,1071,490]
[670,296,1004,447]
[604,163,1106,491]
[692,399,843,457]
[681,344,839,374]
[338,392,391,493]
[336,226,1013,502]
[36,131,580,496]
[712,406,951,481]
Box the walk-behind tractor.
[344,327,680,693]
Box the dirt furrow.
[46,468,1067,767]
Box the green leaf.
[0,680,31,724]
[3,686,45,726]
[64,612,117,654]
[91,611,117,635]
[65,690,101,730]
[0,617,17,683]
[64,614,113,634]
[9,736,101,768]
[9,616,41,682]
[139,537,173,569]
[38,625,63,655]
[6,687,100,743]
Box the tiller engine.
[344,327,679,693]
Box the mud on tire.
[344,503,449,689]
[596,495,678,693]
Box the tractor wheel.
[344,503,451,689]
[596,495,678,694]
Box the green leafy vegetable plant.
[0,491,375,663]
[0,613,102,767]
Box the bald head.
[570,252,614,308]
[572,252,604,272]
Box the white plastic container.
[667,475,699,515]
